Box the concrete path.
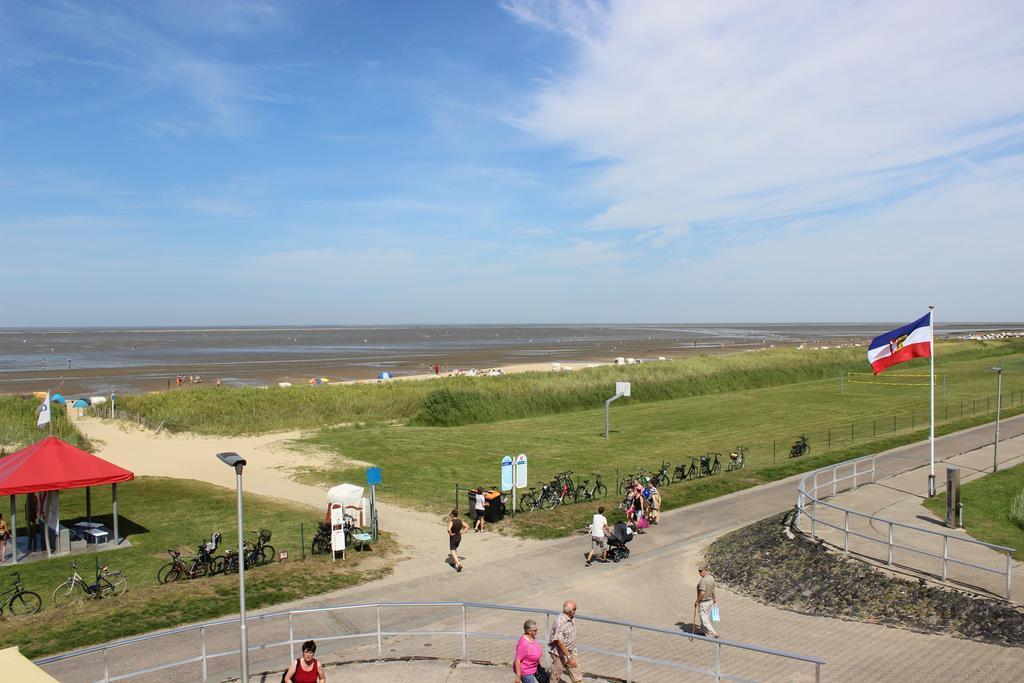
[40,415,1024,682]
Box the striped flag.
[867,312,933,375]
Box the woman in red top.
[284,640,326,683]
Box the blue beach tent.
[73,398,90,408]
[51,394,66,405]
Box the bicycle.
[249,528,276,566]
[518,486,540,512]
[0,572,42,617]
[53,561,127,608]
[699,453,721,477]
[650,461,672,487]
[158,548,210,583]
[728,446,747,471]
[790,435,811,458]
[574,473,609,503]
[311,522,331,554]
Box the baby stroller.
[607,522,633,562]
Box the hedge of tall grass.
[113,339,1023,435]
[1011,489,1024,531]
[0,396,92,452]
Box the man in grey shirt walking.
[695,564,719,638]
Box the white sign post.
[330,506,346,561]
[605,382,631,439]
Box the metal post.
[86,486,92,526]
[815,663,821,683]
[773,438,776,460]
[942,536,948,581]
[235,469,247,680]
[992,368,1003,473]
[843,510,849,552]
[103,649,109,683]
[604,393,623,438]
[8,495,16,565]
[300,523,305,561]
[715,642,721,681]
[201,627,208,682]
[461,603,468,662]
[289,613,295,661]
[887,523,893,565]
[626,625,633,683]
[871,455,876,484]
[832,465,837,497]
[112,483,119,546]
[377,605,383,658]
[1007,553,1013,600]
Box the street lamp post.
[991,368,1003,473]
[217,452,249,681]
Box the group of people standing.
[622,478,661,531]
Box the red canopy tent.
[0,436,134,563]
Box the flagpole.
[928,304,936,497]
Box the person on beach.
[474,488,486,532]
[549,600,582,682]
[585,506,609,567]
[447,509,464,572]
[695,564,719,638]
[0,512,10,563]
[283,639,326,682]
[514,619,545,683]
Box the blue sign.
[500,455,514,490]
[366,467,382,485]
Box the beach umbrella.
[51,394,66,405]
[72,399,89,408]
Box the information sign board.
[366,467,382,485]
[501,455,514,490]
[515,453,528,489]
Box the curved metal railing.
[36,600,825,682]
[795,454,1014,599]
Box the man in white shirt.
[585,506,610,567]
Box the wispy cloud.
[506,0,1024,250]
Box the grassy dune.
[114,340,1022,435]
[0,396,91,452]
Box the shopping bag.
[637,515,650,530]
[710,605,720,623]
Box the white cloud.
[508,0,1024,241]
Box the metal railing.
[36,601,825,682]
[795,454,1015,599]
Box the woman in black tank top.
[447,509,465,572]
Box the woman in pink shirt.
[514,619,545,683]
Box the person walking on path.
[514,619,545,683]
[694,564,719,638]
[585,506,610,567]
[474,488,486,532]
[549,600,583,682]
[0,512,9,563]
[446,509,465,572]
[283,639,326,682]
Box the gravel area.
[706,512,1024,647]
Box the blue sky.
[2,0,1023,325]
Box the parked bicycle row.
[157,529,276,583]
[509,446,750,515]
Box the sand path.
[71,416,539,579]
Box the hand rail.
[794,454,1014,599]
[36,600,825,682]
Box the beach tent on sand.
[0,436,134,564]
[0,646,59,682]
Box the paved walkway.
[40,415,1024,682]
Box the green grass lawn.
[923,462,1024,560]
[298,349,1024,538]
[0,477,396,658]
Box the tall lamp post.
[217,452,248,681]
[991,368,1003,473]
